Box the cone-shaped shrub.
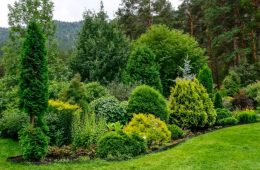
[198,65,213,95]
[214,91,223,109]
[169,78,216,129]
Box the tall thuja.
[20,21,48,127]
[198,65,213,96]
[19,21,49,161]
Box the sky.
[0,0,182,28]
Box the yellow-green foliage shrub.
[124,114,171,146]
[45,100,81,146]
[169,78,216,129]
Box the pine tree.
[124,46,162,92]
[116,0,175,39]
[19,21,48,127]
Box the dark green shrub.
[0,108,28,139]
[236,110,257,124]
[218,117,238,126]
[72,114,107,149]
[19,125,49,161]
[216,108,232,125]
[167,124,185,140]
[84,82,109,103]
[97,131,147,160]
[198,65,213,95]
[223,70,241,96]
[124,114,171,146]
[128,85,169,122]
[124,46,162,92]
[45,100,81,146]
[214,92,223,109]
[90,96,128,124]
[169,79,216,129]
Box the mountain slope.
[0,21,82,56]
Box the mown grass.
[1,123,260,170]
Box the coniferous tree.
[214,91,223,109]
[198,65,214,95]
[19,21,48,127]
[117,0,175,39]
[124,46,162,92]
[71,6,130,84]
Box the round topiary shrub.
[90,96,128,124]
[124,114,171,146]
[97,131,147,160]
[127,85,169,122]
[19,125,49,161]
[84,82,109,103]
[169,78,216,129]
[167,124,185,140]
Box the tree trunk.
[30,114,35,126]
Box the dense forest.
[0,0,259,165]
[0,20,82,55]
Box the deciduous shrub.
[124,114,171,146]
[97,131,147,160]
[0,108,28,139]
[235,110,257,124]
[19,125,49,161]
[73,114,107,149]
[232,90,254,110]
[124,46,162,92]
[214,92,223,109]
[223,70,241,96]
[169,79,216,129]
[90,96,128,124]
[198,65,213,95]
[127,85,169,122]
[84,82,109,103]
[217,117,238,126]
[134,25,207,96]
[45,100,81,146]
[167,124,185,140]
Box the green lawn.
[1,123,260,170]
